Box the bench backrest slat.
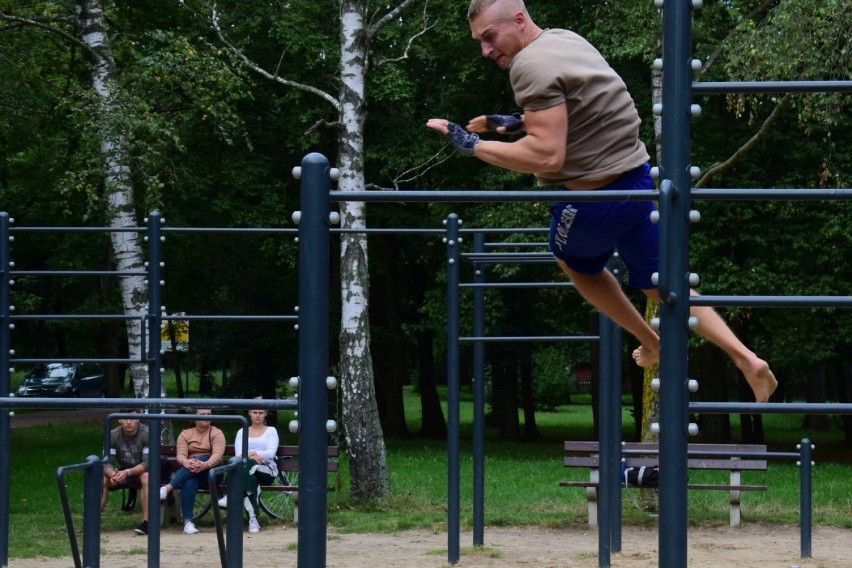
[160,444,339,472]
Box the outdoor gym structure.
[2,1,852,567]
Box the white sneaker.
[159,486,168,501]
[248,517,260,534]
[217,496,228,508]
[183,522,199,535]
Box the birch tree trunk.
[336,0,389,499]
[75,0,150,397]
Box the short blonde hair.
[467,0,527,21]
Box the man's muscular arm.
[472,104,566,173]
[427,104,566,173]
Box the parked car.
[16,362,106,398]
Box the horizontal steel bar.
[12,358,143,364]
[0,397,299,411]
[10,314,140,321]
[693,81,852,94]
[10,226,298,235]
[692,188,852,200]
[621,448,799,460]
[12,270,146,277]
[459,282,573,289]
[484,242,549,248]
[330,189,657,203]
[331,188,852,203]
[691,295,852,308]
[164,315,297,321]
[460,335,599,343]
[332,228,444,235]
[690,402,852,415]
[9,314,296,321]
[461,228,548,234]
[462,252,553,261]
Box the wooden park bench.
[560,441,768,526]
[155,444,339,524]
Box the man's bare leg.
[639,289,777,402]
[557,261,660,362]
[140,473,149,523]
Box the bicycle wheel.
[259,470,298,521]
[191,493,212,521]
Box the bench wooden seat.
[560,441,768,526]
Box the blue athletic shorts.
[548,163,658,289]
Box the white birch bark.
[203,0,424,498]
[336,0,389,498]
[75,0,150,397]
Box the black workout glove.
[484,113,524,133]
[445,122,480,157]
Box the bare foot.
[740,359,778,403]
[631,345,659,367]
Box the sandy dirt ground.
[9,522,851,567]
[10,410,851,567]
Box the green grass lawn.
[5,386,852,559]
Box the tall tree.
[74,0,151,396]
[0,1,151,395]
[182,0,442,498]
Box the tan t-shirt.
[510,29,649,184]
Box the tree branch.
[376,2,437,67]
[695,93,791,187]
[304,118,340,137]
[367,0,420,41]
[185,1,340,112]
[0,10,101,62]
[701,0,777,76]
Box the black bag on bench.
[622,464,659,487]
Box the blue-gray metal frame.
[457,230,617,561]
[471,233,486,547]
[445,214,462,563]
[295,153,334,568]
[0,203,321,566]
[658,2,694,560]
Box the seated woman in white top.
[219,403,279,533]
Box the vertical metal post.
[799,438,813,558]
[659,0,694,566]
[445,214,461,564]
[297,153,331,568]
[145,212,164,568]
[82,456,103,568]
[597,312,613,568]
[0,212,10,567]
[472,232,486,547]
[609,318,623,553]
[221,458,245,568]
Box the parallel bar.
[459,335,599,343]
[10,314,296,321]
[693,81,852,94]
[692,189,852,200]
[690,295,852,307]
[12,270,146,276]
[331,189,657,203]
[691,402,852,414]
[459,282,574,289]
[0,397,298,411]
